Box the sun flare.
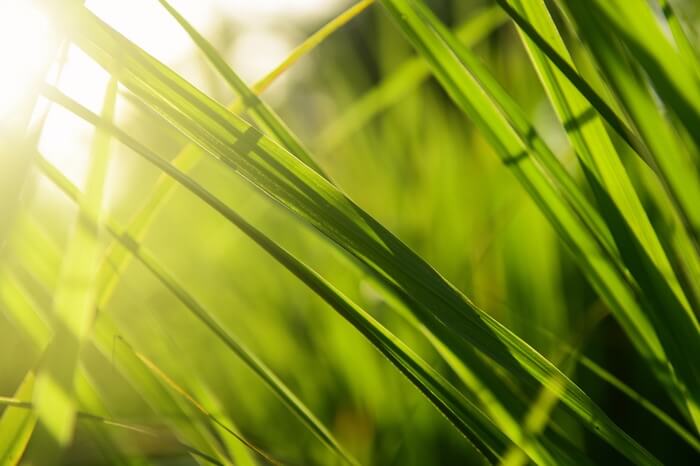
[0,1,54,128]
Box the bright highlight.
[0,1,53,127]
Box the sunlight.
[213,0,346,24]
[3,0,347,195]
[38,46,110,189]
[0,1,53,129]
[229,29,295,84]
[85,0,214,65]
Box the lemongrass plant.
[0,0,699,464]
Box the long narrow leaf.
[35,152,359,465]
[559,0,700,430]
[43,7,659,460]
[0,372,38,465]
[317,4,508,151]
[29,77,117,465]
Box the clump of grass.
[0,0,699,464]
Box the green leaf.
[507,0,681,305]
[36,123,512,464]
[559,0,700,252]
[155,0,329,177]
[29,77,118,465]
[36,152,359,465]
[507,0,700,427]
[6,216,236,466]
[0,395,225,466]
[559,0,700,430]
[316,4,508,151]
[95,0,374,323]
[657,0,700,78]
[44,6,659,464]
[0,371,38,465]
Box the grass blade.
[156,0,332,177]
[0,396,225,466]
[507,0,681,304]
[32,93,589,464]
[251,0,375,96]
[316,4,508,151]
[657,0,700,78]
[35,152,359,466]
[6,217,237,466]
[29,77,117,465]
[0,372,38,465]
[44,7,658,460]
[559,0,700,252]
[491,0,650,165]
[96,0,376,320]
[116,339,285,466]
[559,0,700,430]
